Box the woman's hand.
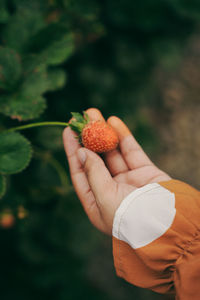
[63,108,171,235]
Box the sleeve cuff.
[112,182,176,249]
[112,180,200,294]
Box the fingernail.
[77,148,86,165]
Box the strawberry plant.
[0,0,103,199]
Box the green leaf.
[21,68,49,97]
[29,24,74,65]
[0,0,10,23]
[44,33,74,65]
[64,0,100,20]
[3,7,44,53]
[22,54,47,75]
[0,94,47,121]
[0,175,6,199]
[0,132,32,175]
[47,69,67,91]
[0,47,21,90]
[21,67,66,95]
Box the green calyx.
[69,112,90,135]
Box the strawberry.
[69,112,119,153]
[0,212,15,229]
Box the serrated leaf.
[42,33,74,65]
[21,68,49,97]
[0,94,46,121]
[29,24,74,65]
[3,7,44,53]
[22,54,46,75]
[0,132,32,174]
[0,47,21,90]
[29,24,69,52]
[21,67,66,96]
[0,175,6,199]
[47,69,67,91]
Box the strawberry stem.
[6,122,69,133]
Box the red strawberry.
[0,212,15,229]
[69,112,119,153]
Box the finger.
[107,116,153,170]
[86,108,128,176]
[77,147,116,206]
[103,148,129,176]
[63,127,96,213]
[85,107,106,122]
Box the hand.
[63,108,171,235]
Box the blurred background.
[0,0,200,299]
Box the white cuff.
[112,183,176,249]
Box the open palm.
[63,108,171,235]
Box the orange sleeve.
[112,180,200,299]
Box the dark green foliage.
[169,0,200,19]
[0,47,21,90]
[0,175,6,198]
[0,0,200,299]
[0,0,10,23]
[0,132,32,174]
[47,69,66,91]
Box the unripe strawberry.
[69,112,119,153]
[18,205,28,219]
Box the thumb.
[77,148,115,203]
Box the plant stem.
[34,149,71,189]
[6,122,69,133]
[47,155,70,188]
